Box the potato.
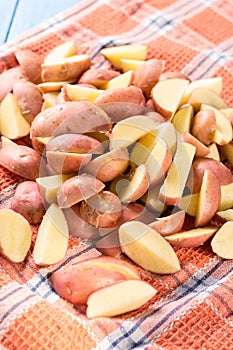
[0,208,32,263]
[41,54,91,82]
[133,59,165,99]
[80,191,122,228]
[0,144,42,180]
[51,255,140,305]
[63,204,99,239]
[149,210,185,236]
[30,101,112,138]
[166,226,217,248]
[83,147,129,182]
[46,151,92,174]
[79,68,120,88]
[46,133,104,154]
[44,41,77,63]
[100,102,163,124]
[57,173,105,208]
[86,279,156,318]
[15,49,42,84]
[191,157,233,193]
[95,86,146,106]
[211,221,233,259]
[191,109,216,145]
[11,181,45,224]
[0,66,26,102]
[13,80,43,123]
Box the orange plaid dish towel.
[0,0,233,349]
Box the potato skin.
[51,261,126,304]
[13,80,43,123]
[0,145,42,180]
[79,68,120,87]
[15,49,42,84]
[95,86,146,106]
[11,181,45,224]
[30,101,112,138]
[0,67,26,102]
[191,157,233,193]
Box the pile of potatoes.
[0,42,233,317]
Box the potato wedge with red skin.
[83,147,129,182]
[80,191,122,228]
[15,49,42,84]
[149,210,185,236]
[63,204,99,239]
[0,144,42,180]
[30,101,112,138]
[13,80,43,124]
[211,221,233,259]
[191,109,216,145]
[0,66,27,102]
[41,54,91,82]
[133,59,165,99]
[79,68,121,88]
[0,208,32,263]
[95,230,122,257]
[166,226,217,248]
[191,157,233,193]
[57,174,105,208]
[95,86,146,106]
[11,181,45,224]
[183,132,210,157]
[195,169,221,227]
[46,151,92,174]
[46,133,104,154]
[51,256,140,305]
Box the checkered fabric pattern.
[0,0,233,349]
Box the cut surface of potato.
[121,58,144,72]
[105,70,134,90]
[219,183,233,211]
[110,115,158,149]
[119,221,180,274]
[217,209,233,221]
[33,203,69,265]
[211,221,233,259]
[86,279,156,318]
[101,45,147,69]
[0,93,30,139]
[44,41,77,63]
[152,78,189,119]
[165,226,217,248]
[188,87,227,111]
[65,84,105,102]
[0,208,32,263]
[172,104,194,134]
[195,169,221,227]
[159,141,196,205]
[36,174,73,204]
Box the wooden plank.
[0,0,18,44]
[6,0,81,43]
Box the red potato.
[211,221,233,259]
[57,173,105,208]
[0,66,26,102]
[191,157,233,193]
[13,80,43,123]
[11,181,45,224]
[166,226,217,248]
[100,102,165,124]
[41,54,91,82]
[133,59,165,99]
[94,86,146,106]
[80,191,122,228]
[30,101,112,138]
[51,255,140,305]
[95,230,122,257]
[83,147,129,182]
[149,210,185,236]
[46,133,104,154]
[15,49,42,84]
[182,132,210,157]
[191,109,216,145]
[195,169,221,227]
[0,144,42,180]
[46,151,92,174]
[63,205,99,239]
[79,68,121,88]
[31,136,52,154]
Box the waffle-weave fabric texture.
[0,0,233,349]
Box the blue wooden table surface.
[0,0,81,45]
